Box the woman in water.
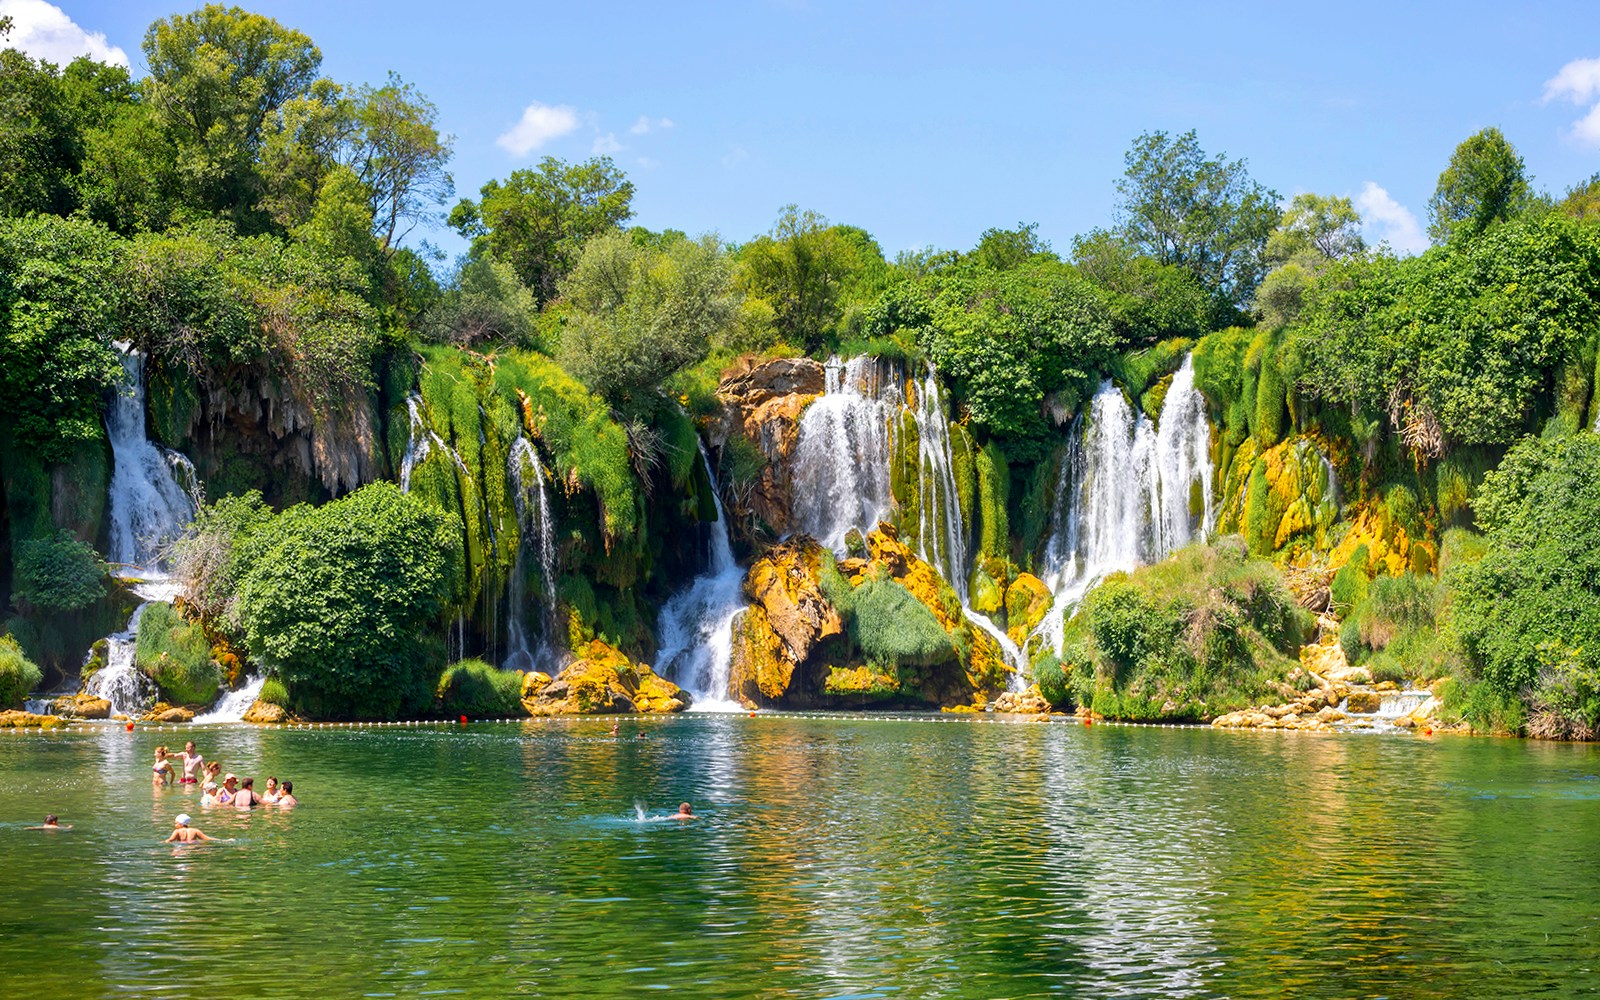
[261,776,280,805]
[152,747,174,786]
[27,814,71,831]
[200,781,221,807]
[233,777,261,808]
[164,814,221,844]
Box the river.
[1,716,1595,998]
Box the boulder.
[242,701,288,724]
[1344,690,1382,714]
[146,704,194,723]
[993,688,1051,715]
[728,605,801,705]
[1004,574,1054,644]
[0,710,66,729]
[742,538,842,665]
[53,695,111,719]
[521,640,690,716]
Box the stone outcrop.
[52,694,111,719]
[242,700,288,724]
[521,640,690,716]
[728,537,844,707]
[1004,574,1053,646]
[716,356,826,535]
[992,688,1052,715]
[0,710,66,728]
[143,703,194,723]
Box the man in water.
[275,780,298,807]
[164,814,221,843]
[27,814,71,831]
[671,803,694,820]
[177,741,204,784]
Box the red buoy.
[125,722,134,732]
[459,715,468,725]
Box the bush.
[13,530,105,612]
[1033,652,1068,708]
[135,602,220,706]
[0,635,43,708]
[849,576,956,667]
[436,659,525,717]
[258,677,288,707]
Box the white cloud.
[592,132,624,154]
[0,0,128,67]
[1545,57,1600,147]
[495,101,579,156]
[630,115,675,135]
[1355,182,1429,256]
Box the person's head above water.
[44,814,58,826]
[174,813,191,827]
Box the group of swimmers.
[152,741,299,808]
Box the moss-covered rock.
[520,639,689,715]
[1004,573,1053,645]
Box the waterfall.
[106,345,198,575]
[505,437,560,672]
[908,369,1029,685]
[193,675,265,724]
[1034,355,1215,653]
[399,394,469,492]
[85,602,158,718]
[791,356,900,552]
[655,442,746,709]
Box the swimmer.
[200,780,220,806]
[203,761,222,788]
[27,814,71,831]
[216,773,237,805]
[275,780,297,807]
[671,802,694,820]
[152,746,174,786]
[261,776,280,805]
[233,777,261,808]
[610,719,619,736]
[177,741,204,784]
[163,813,222,843]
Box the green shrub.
[259,677,288,707]
[436,659,525,717]
[0,635,43,708]
[1329,547,1371,613]
[136,602,221,706]
[13,530,105,612]
[850,576,956,667]
[1033,653,1068,708]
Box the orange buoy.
[125,722,134,732]
[459,715,468,725]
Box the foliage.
[559,230,737,410]
[968,222,1056,270]
[420,252,540,349]
[1452,433,1600,736]
[0,634,42,708]
[1254,193,1366,328]
[1427,127,1533,244]
[1059,539,1312,720]
[235,482,461,719]
[1340,572,1452,682]
[340,72,454,250]
[919,259,1117,442]
[171,490,273,625]
[450,155,634,306]
[135,601,220,706]
[823,561,956,667]
[13,530,104,612]
[0,49,134,219]
[258,676,288,706]
[435,658,524,718]
[0,215,125,460]
[736,206,885,351]
[1113,129,1280,309]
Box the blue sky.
[7,0,1600,263]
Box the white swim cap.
[175,814,191,826]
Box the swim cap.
[175,814,191,826]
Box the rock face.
[143,703,194,723]
[993,688,1052,715]
[0,710,66,728]
[716,356,826,535]
[52,695,111,719]
[728,537,841,706]
[242,700,288,724]
[521,640,690,715]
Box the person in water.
[202,760,222,788]
[671,802,694,820]
[261,776,280,805]
[27,814,71,831]
[178,742,205,784]
[275,780,297,807]
[200,781,221,807]
[152,747,174,786]
[164,813,221,843]
[216,774,237,805]
[233,777,261,808]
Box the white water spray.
[654,442,746,710]
[505,437,560,672]
[193,675,266,723]
[791,357,900,552]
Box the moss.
[948,421,977,541]
[889,408,921,543]
[970,565,1003,616]
[822,664,901,699]
[1004,573,1053,644]
[975,441,1009,561]
[259,677,288,707]
[147,364,199,450]
[1141,373,1175,424]
[1330,544,1371,612]
[1250,329,1287,448]
[1111,338,1193,404]
[136,602,221,706]
[436,658,526,717]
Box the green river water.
[0,714,1596,998]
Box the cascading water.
[399,394,470,492]
[192,675,265,724]
[85,602,158,718]
[504,437,560,672]
[1034,355,1216,653]
[106,345,198,575]
[791,356,900,552]
[908,370,1028,685]
[654,442,746,710]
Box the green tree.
[1426,127,1533,244]
[450,156,634,306]
[341,73,454,251]
[1071,228,1212,343]
[421,252,540,348]
[1558,172,1600,223]
[0,635,43,709]
[1114,129,1280,309]
[140,4,326,231]
[735,206,868,350]
[13,530,105,612]
[0,215,125,459]
[0,50,134,219]
[968,222,1056,271]
[559,230,737,410]
[235,482,461,719]
[1254,193,1366,327]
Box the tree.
[0,215,125,460]
[735,206,863,350]
[1426,127,1533,244]
[13,530,105,612]
[235,482,461,719]
[0,51,136,219]
[420,252,540,349]
[1114,130,1280,309]
[559,230,737,409]
[1071,228,1212,343]
[1558,172,1600,224]
[450,156,634,306]
[968,222,1056,271]
[140,4,326,231]
[340,73,454,250]
[1254,193,1366,327]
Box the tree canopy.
[1427,127,1533,244]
